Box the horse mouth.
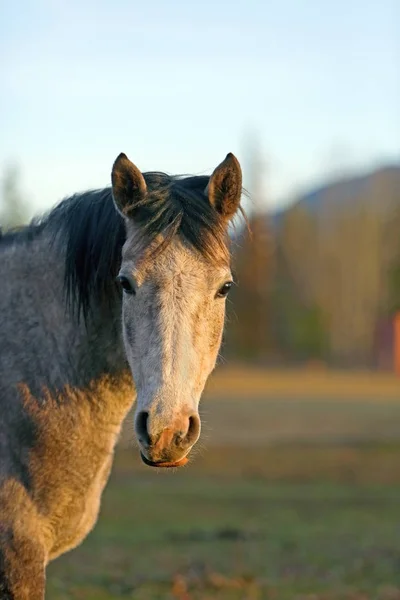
[140,452,189,468]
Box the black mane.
[1,172,236,321]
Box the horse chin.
[140,452,189,469]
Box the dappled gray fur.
[0,228,127,484]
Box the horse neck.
[0,228,130,402]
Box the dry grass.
[204,365,400,400]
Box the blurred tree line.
[0,163,29,230]
[226,165,400,368]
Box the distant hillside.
[273,164,400,226]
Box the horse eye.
[216,281,233,298]
[116,275,135,295]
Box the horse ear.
[111,153,147,218]
[205,153,242,221]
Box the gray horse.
[0,151,243,599]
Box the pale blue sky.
[1,0,399,215]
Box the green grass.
[46,383,400,599]
[47,472,400,599]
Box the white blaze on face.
[120,239,230,432]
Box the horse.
[0,151,244,598]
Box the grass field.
[46,368,400,599]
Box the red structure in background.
[375,313,400,374]
[395,314,400,375]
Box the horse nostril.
[135,411,151,446]
[187,414,201,443]
[180,413,201,448]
